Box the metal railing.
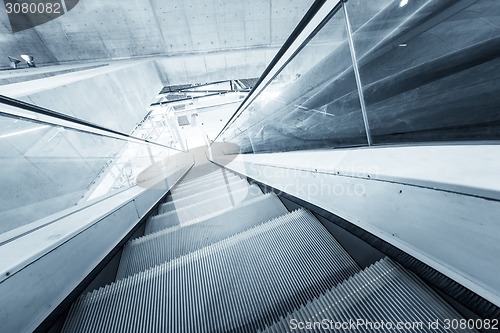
[0,94,182,151]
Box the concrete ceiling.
[0,0,313,68]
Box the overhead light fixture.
[400,0,408,7]
[399,43,407,47]
[20,54,36,68]
[8,56,21,69]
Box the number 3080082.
[6,2,61,14]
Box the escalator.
[1,1,499,331]
[60,162,474,333]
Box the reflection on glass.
[347,0,500,144]
[149,80,252,149]
[84,140,177,201]
[215,0,500,153]
[223,3,369,153]
[0,113,181,236]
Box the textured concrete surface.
[0,59,163,132]
[0,0,313,68]
[155,48,280,86]
[0,64,108,85]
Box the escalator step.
[145,184,263,235]
[173,169,239,191]
[260,257,476,333]
[160,177,249,212]
[178,163,221,180]
[170,174,240,199]
[175,167,230,187]
[116,193,288,279]
[62,209,361,333]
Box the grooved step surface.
[174,168,232,188]
[145,184,263,235]
[160,177,248,213]
[260,258,476,333]
[116,193,288,279]
[173,169,239,190]
[62,210,361,333]
[178,164,222,181]
[170,174,240,200]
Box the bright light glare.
[400,0,408,7]
[0,125,49,138]
[261,91,281,101]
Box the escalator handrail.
[0,94,183,151]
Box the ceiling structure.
[0,0,313,68]
[0,0,317,131]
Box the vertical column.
[165,107,187,151]
[342,0,372,146]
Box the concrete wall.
[154,48,280,86]
[0,0,313,68]
[0,59,164,133]
[0,64,109,86]
[0,47,286,129]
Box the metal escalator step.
[175,168,231,187]
[160,178,250,212]
[170,174,240,199]
[174,169,240,191]
[260,257,477,333]
[62,209,361,333]
[173,172,232,193]
[179,163,222,180]
[116,193,288,279]
[172,170,241,191]
[145,184,263,235]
